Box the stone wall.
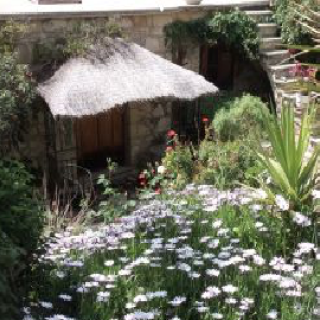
[18,108,48,171]
[17,11,204,72]
[128,101,172,166]
[14,10,204,170]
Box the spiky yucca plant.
[258,105,320,209]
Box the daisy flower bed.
[24,185,320,320]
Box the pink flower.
[167,129,176,138]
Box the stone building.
[0,0,277,186]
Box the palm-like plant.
[258,104,320,209]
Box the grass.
[23,187,320,320]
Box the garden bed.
[23,185,320,320]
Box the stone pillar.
[128,101,172,166]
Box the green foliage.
[195,140,263,189]
[162,139,194,189]
[0,21,36,152]
[205,10,260,60]
[0,50,36,152]
[90,159,136,224]
[273,0,315,45]
[0,20,29,54]
[34,21,123,64]
[0,160,43,319]
[164,9,260,61]
[212,94,270,141]
[0,53,36,150]
[257,104,319,209]
[0,234,23,319]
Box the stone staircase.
[244,7,302,113]
[245,7,320,165]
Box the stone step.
[273,77,299,88]
[311,137,320,148]
[257,23,278,37]
[260,37,282,51]
[244,10,273,22]
[268,63,296,77]
[237,2,271,10]
[262,49,290,65]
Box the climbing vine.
[164,10,260,61]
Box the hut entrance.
[200,42,235,90]
[75,109,125,170]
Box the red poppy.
[288,48,298,55]
[166,146,174,152]
[167,129,176,137]
[140,180,146,186]
[139,173,146,180]
[202,116,209,123]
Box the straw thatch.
[38,37,218,117]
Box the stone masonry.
[6,2,280,173]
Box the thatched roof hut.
[38,37,218,117]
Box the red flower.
[288,48,298,55]
[155,188,161,194]
[202,116,209,123]
[166,146,174,152]
[139,173,146,180]
[140,180,146,186]
[167,129,176,138]
[289,63,302,77]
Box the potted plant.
[185,0,202,5]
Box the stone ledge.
[0,0,270,20]
[31,0,82,3]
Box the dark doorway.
[200,42,272,100]
[200,42,235,90]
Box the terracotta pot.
[185,0,202,5]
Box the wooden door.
[200,43,234,90]
[76,110,125,169]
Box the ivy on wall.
[164,10,260,62]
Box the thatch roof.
[37,37,218,117]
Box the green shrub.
[0,160,43,319]
[274,0,315,45]
[162,141,194,189]
[212,94,269,141]
[194,140,263,189]
[164,9,260,61]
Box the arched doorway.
[200,41,272,99]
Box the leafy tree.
[0,22,36,154]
